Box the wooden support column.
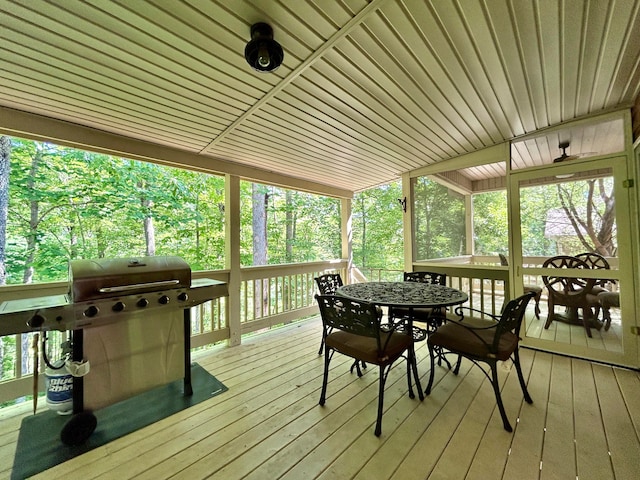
[225,174,242,346]
[341,197,353,283]
[465,194,473,255]
[402,173,414,272]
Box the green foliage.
[472,190,508,255]
[519,178,616,256]
[1,334,15,380]
[239,181,341,266]
[3,139,343,282]
[413,178,466,260]
[352,182,403,270]
[5,139,227,282]
[519,185,558,256]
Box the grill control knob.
[84,305,99,318]
[158,295,170,305]
[28,314,45,328]
[177,292,188,302]
[137,298,149,308]
[112,301,125,312]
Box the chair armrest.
[382,318,427,341]
[453,305,500,324]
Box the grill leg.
[62,329,97,446]
[72,329,84,414]
[183,308,193,396]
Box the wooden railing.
[412,261,509,316]
[357,257,511,316]
[0,261,347,403]
[6,254,612,403]
[237,261,347,335]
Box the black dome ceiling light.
[244,22,284,72]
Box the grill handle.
[98,279,180,293]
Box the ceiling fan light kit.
[244,23,284,72]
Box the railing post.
[225,174,242,347]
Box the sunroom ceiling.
[1,0,639,194]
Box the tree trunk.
[139,182,156,256]
[284,191,295,309]
[23,148,43,284]
[360,196,367,267]
[285,190,293,262]
[0,136,10,285]
[252,184,268,317]
[557,180,616,256]
[143,213,156,256]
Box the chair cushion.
[325,330,412,365]
[428,321,518,361]
[597,291,620,308]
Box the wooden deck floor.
[2,316,640,480]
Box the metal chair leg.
[319,349,332,405]
[513,349,533,404]
[425,343,436,395]
[490,361,512,432]
[374,365,387,437]
[350,360,366,376]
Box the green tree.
[352,182,403,271]
[0,136,10,285]
[413,178,466,260]
[472,190,508,255]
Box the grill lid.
[69,256,191,302]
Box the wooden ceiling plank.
[379,1,501,148]
[471,0,538,133]
[273,83,418,164]
[246,109,394,168]
[292,62,440,162]
[0,20,253,121]
[437,0,525,137]
[332,29,469,156]
[200,0,390,152]
[0,63,229,138]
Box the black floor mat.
[12,363,227,479]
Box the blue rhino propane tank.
[45,360,73,415]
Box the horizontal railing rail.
[238,261,347,334]
[0,260,348,403]
[1,254,617,404]
[412,261,509,316]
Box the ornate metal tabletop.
[336,282,468,308]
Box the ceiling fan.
[553,141,580,163]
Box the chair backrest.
[315,273,344,295]
[542,255,596,300]
[575,252,611,287]
[495,291,536,341]
[575,252,610,270]
[404,271,446,285]
[498,253,509,266]
[315,294,385,349]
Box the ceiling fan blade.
[553,153,580,163]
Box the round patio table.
[336,281,468,386]
[336,281,468,311]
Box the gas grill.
[0,256,228,445]
[0,256,226,335]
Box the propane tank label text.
[47,376,73,402]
